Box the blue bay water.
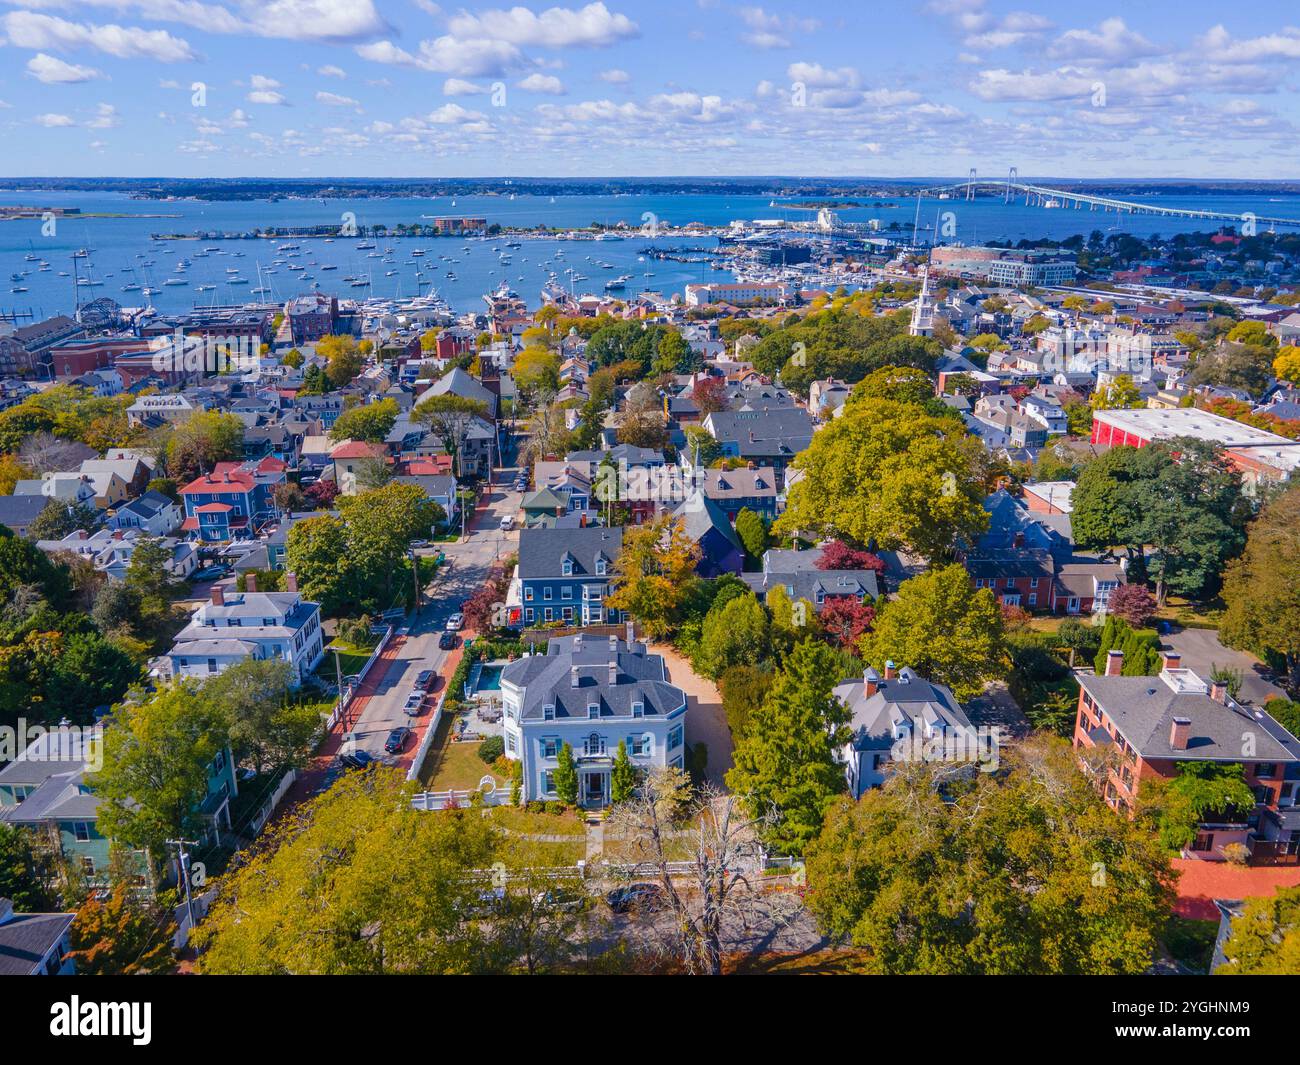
[3,188,1299,319]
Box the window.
[505,733,516,754]
[595,558,607,575]
[525,587,534,601]
[81,856,96,877]
[72,822,91,842]
[544,607,553,622]
[1028,593,1037,606]
[630,734,650,756]
[543,587,553,601]
[543,704,556,722]
[587,703,600,720]
[668,724,683,750]
[562,607,574,621]
[632,702,644,718]
[207,658,218,673]
[584,733,604,756]
[525,608,534,623]
[561,558,573,576]
[541,771,555,795]
[1030,577,1039,589]
[1005,577,1015,590]
[561,586,573,600]
[541,737,559,757]
[1191,833,1213,852]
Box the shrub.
[478,735,504,763]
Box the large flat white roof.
[1093,407,1294,448]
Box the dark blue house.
[509,526,625,628]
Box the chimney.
[210,584,224,606]
[1105,649,1124,676]
[245,573,257,592]
[883,660,898,681]
[1169,717,1191,751]
[285,572,298,594]
[570,665,580,688]
[863,666,882,698]
[1210,680,1228,704]
[608,661,618,685]
[1161,651,1180,672]
[625,620,635,647]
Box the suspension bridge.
[915,167,1300,229]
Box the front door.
[583,772,606,807]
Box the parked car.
[438,631,459,651]
[409,539,430,549]
[384,726,412,754]
[191,564,229,583]
[339,750,378,770]
[403,692,425,716]
[605,883,665,914]
[445,613,464,631]
[499,514,515,531]
[416,669,436,689]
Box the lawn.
[1155,595,1225,631]
[419,716,508,791]
[489,806,586,837]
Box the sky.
[1,0,1300,178]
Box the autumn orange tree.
[606,513,700,639]
[66,883,177,975]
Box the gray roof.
[428,366,497,416]
[700,467,779,500]
[0,495,50,531]
[743,545,880,601]
[501,636,686,722]
[705,408,813,454]
[834,667,972,751]
[673,492,741,551]
[566,444,665,467]
[0,911,75,976]
[1078,672,1300,763]
[517,526,622,579]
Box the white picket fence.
[245,769,298,838]
[410,782,513,810]
[325,625,395,731]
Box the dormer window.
[595,556,607,576]
[632,702,644,718]
[587,703,600,719]
[561,556,574,576]
[543,704,556,721]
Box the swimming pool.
[475,665,504,692]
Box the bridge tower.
[1004,166,1018,204]
[966,168,977,201]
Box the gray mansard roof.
[502,635,686,722]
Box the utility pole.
[409,547,420,616]
[166,838,200,934]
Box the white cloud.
[247,76,286,104]
[447,3,638,48]
[443,78,488,95]
[738,7,819,49]
[787,61,858,89]
[1199,24,1300,63]
[317,64,346,78]
[2,11,196,61]
[517,73,565,94]
[26,52,102,82]
[1050,18,1157,61]
[598,68,629,84]
[315,90,359,107]
[87,102,119,127]
[34,111,75,125]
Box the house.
[392,473,458,526]
[0,898,75,975]
[178,458,285,542]
[126,393,197,427]
[13,473,98,508]
[0,725,238,886]
[331,440,388,495]
[166,579,324,684]
[808,378,852,422]
[107,489,182,536]
[741,546,880,607]
[36,527,197,581]
[702,408,814,473]
[79,456,151,503]
[696,466,781,521]
[507,526,625,628]
[672,491,743,577]
[1073,652,1300,862]
[500,632,688,808]
[0,496,53,537]
[834,663,977,797]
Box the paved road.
[341,468,522,765]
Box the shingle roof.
[0,911,74,976]
[517,526,622,579]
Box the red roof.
[194,502,234,513]
[330,440,385,460]
[180,470,256,495]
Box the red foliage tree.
[815,540,886,575]
[692,376,727,415]
[463,578,508,634]
[305,478,340,507]
[818,597,875,649]
[1107,583,1156,626]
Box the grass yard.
[419,716,508,791]
[489,806,586,837]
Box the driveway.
[650,642,734,786]
[1160,627,1286,707]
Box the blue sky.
[1,0,1299,178]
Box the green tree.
[193,771,500,973]
[328,398,400,443]
[28,498,99,541]
[1217,885,1300,974]
[94,682,232,858]
[553,743,578,806]
[412,393,490,478]
[0,822,56,912]
[859,565,1006,700]
[718,664,773,739]
[1221,484,1300,687]
[804,735,1176,974]
[611,740,638,804]
[774,399,989,561]
[726,639,851,854]
[1149,762,1257,852]
[733,507,768,562]
[166,411,244,483]
[202,659,318,775]
[696,592,772,679]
